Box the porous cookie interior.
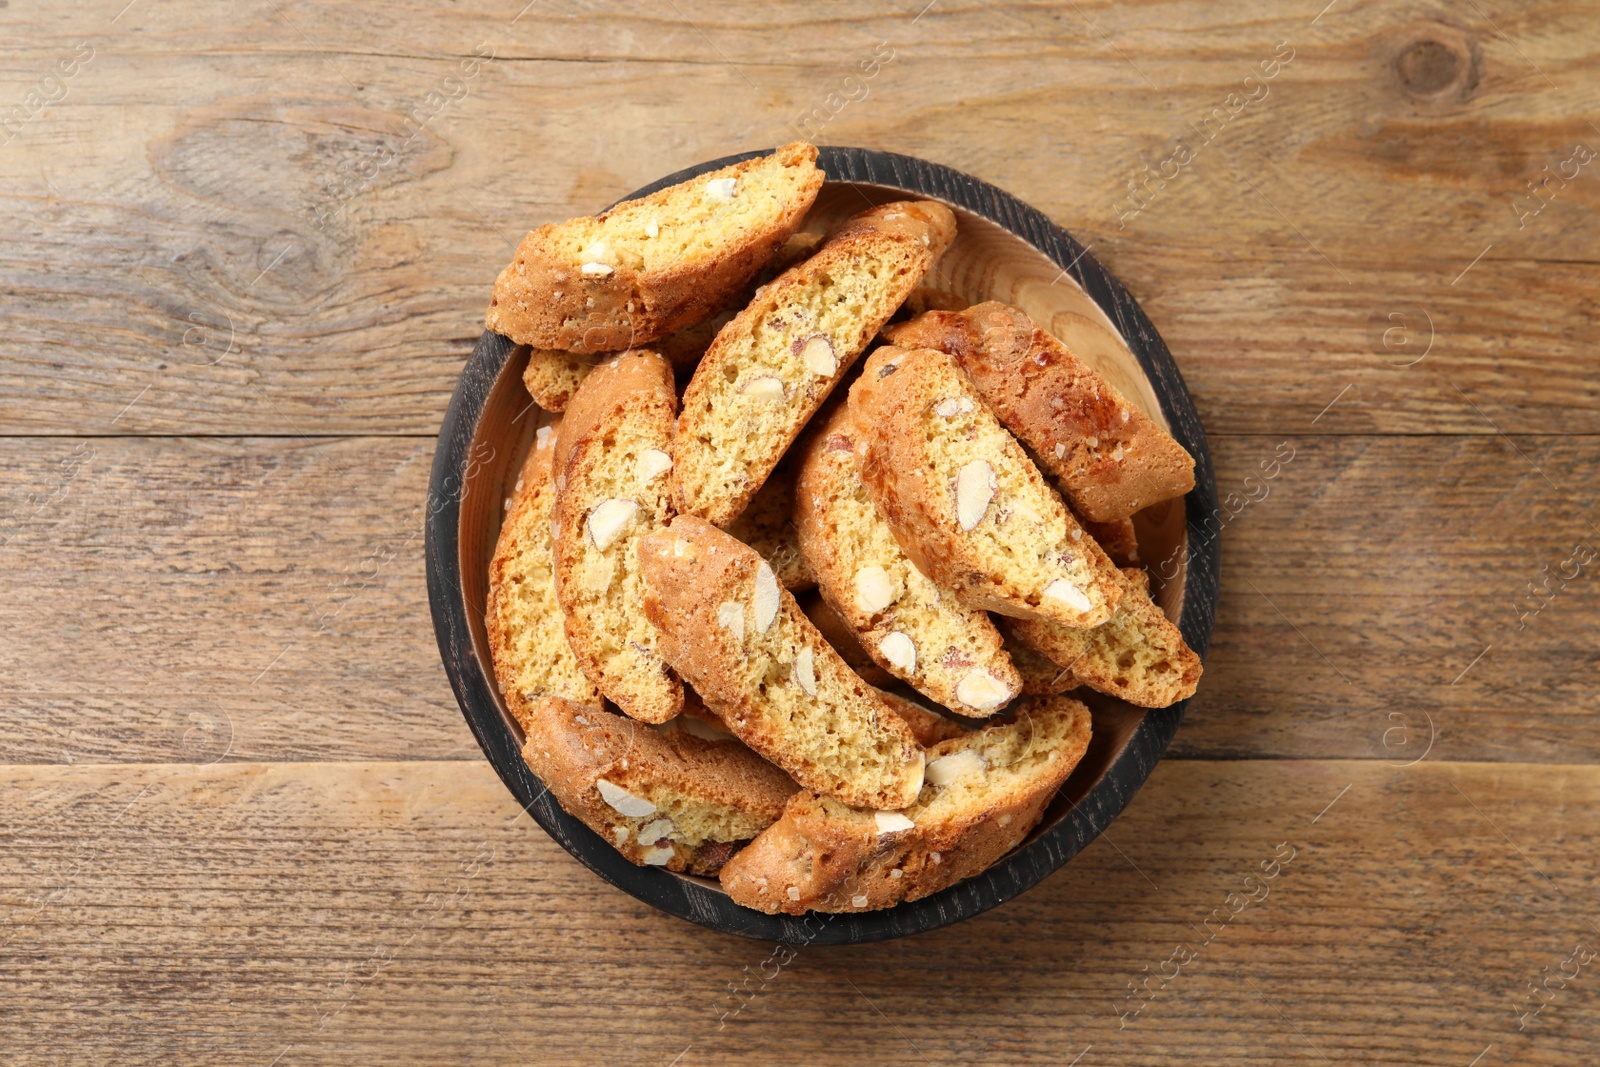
[808,426,1017,713]
[548,145,817,274]
[490,436,597,710]
[565,419,676,708]
[915,365,1112,619]
[683,255,915,507]
[717,564,920,804]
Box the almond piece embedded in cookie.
[673,199,958,528]
[639,516,925,810]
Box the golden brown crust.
[519,696,797,875]
[638,516,925,810]
[883,302,1194,522]
[551,351,684,723]
[794,401,1021,715]
[847,345,1124,629]
[486,422,602,721]
[1010,567,1201,708]
[673,200,958,528]
[487,143,823,354]
[719,696,1092,913]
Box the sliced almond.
[873,811,914,835]
[739,376,786,403]
[716,600,745,642]
[644,219,660,238]
[580,261,613,277]
[1042,577,1093,613]
[878,631,917,673]
[933,396,974,418]
[596,778,656,818]
[635,448,673,483]
[955,460,996,531]
[792,646,818,696]
[786,885,801,901]
[799,335,837,377]
[638,818,674,844]
[851,894,869,908]
[752,561,781,633]
[586,498,638,551]
[854,565,898,615]
[641,845,675,865]
[705,177,738,200]
[926,748,986,786]
[955,670,1011,711]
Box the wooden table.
[3,1,1597,1063]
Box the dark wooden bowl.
[426,146,1219,944]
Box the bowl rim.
[425,145,1220,944]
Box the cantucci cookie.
[519,696,797,875]
[488,142,823,354]
[725,456,813,591]
[883,302,1194,522]
[551,350,683,723]
[799,591,895,688]
[795,402,1022,716]
[719,695,1092,913]
[486,420,602,719]
[673,200,958,527]
[638,515,925,810]
[848,345,1124,630]
[1010,567,1201,708]
[519,233,826,412]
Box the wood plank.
[0,757,1594,1064]
[2,433,1596,765]
[2,2,1596,435]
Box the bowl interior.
[452,179,1190,908]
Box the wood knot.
[1391,25,1478,102]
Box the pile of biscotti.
[484,142,1201,915]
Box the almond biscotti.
[848,345,1124,630]
[519,696,798,875]
[874,689,969,747]
[519,232,827,412]
[638,515,925,810]
[719,695,1092,913]
[795,401,1022,715]
[486,421,602,721]
[883,302,1194,522]
[488,142,823,354]
[1011,567,1201,708]
[673,200,958,527]
[1078,513,1140,568]
[551,350,683,723]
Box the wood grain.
[0,758,1595,1065]
[1,1,1595,435]
[3,0,1597,1056]
[4,434,1593,765]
